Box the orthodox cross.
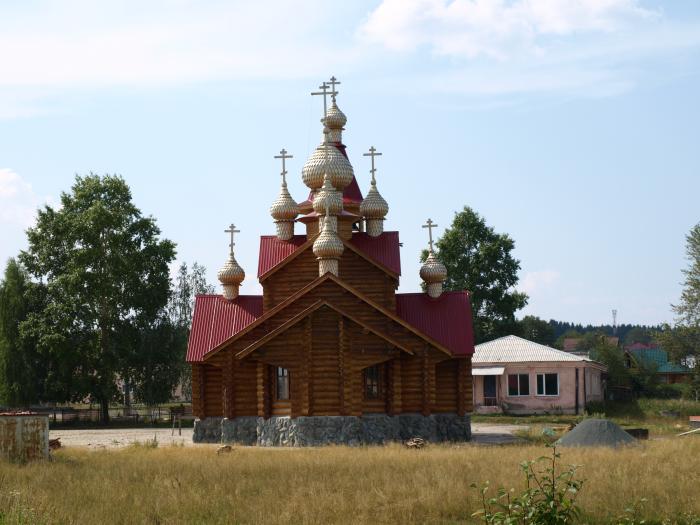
[224,223,240,254]
[328,76,340,101]
[363,146,382,184]
[311,82,331,119]
[422,218,437,252]
[274,148,293,183]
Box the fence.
[1,404,192,425]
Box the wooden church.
[186,78,475,445]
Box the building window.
[276,367,290,400]
[364,365,383,399]
[507,374,530,396]
[536,373,559,396]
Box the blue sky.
[1,0,699,326]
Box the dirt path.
[50,423,527,449]
[50,427,196,449]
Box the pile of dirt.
[556,418,637,448]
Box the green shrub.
[471,446,584,524]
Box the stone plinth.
[193,414,471,446]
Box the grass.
[1,439,699,524]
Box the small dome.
[313,215,344,259]
[360,181,388,219]
[420,252,447,284]
[270,180,299,221]
[325,100,347,130]
[302,142,354,191]
[313,173,343,216]
[218,254,245,286]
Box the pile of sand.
[556,418,637,448]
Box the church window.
[276,367,290,400]
[364,365,383,399]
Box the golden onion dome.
[325,100,347,130]
[313,172,343,216]
[313,214,344,259]
[302,141,354,191]
[218,254,245,286]
[360,180,388,219]
[419,252,447,284]
[270,179,299,221]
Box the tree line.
[0,175,214,421]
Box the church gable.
[203,275,451,366]
[261,234,399,310]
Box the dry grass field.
[1,438,699,524]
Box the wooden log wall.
[202,364,223,418]
[263,247,397,311]
[435,359,458,413]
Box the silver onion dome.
[218,253,245,286]
[325,100,347,130]
[419,252,447,284]
[313,172,343,216]
[360,180,388,219]
[313,211,344,260]
[270,179,299,221]
[302,140,354,191]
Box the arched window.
[276,367,290,400]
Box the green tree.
[624,327,654,346]
[19,174,176,421]
[658,224,700,391]
[423,207,527,343]
[590,336,630,389]
[0,259,46,406]
[517,315,556,346]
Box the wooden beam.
[457,358,466,417]
[257,361,270,418]
[339,316,347,415]
[224,352,235,419]
[421,347,430,416]
[389,358,402,416]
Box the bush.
[471,446,584,524]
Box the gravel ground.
[49,427,197,449]
[49,423,526,449]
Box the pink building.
[473,335,606,415]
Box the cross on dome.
[328,76,340,101]
[311,82,331,119]
[224,223,240,254]
[363,146,382,184]
[274,148,293,183]
[422,218,438,253]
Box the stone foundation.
[193,417,222,443]
[193,414,471,446]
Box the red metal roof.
[187,290,474,362]
[395,292,474,356]
[257,235,308,277]
[349,232,401,276]
[257,232,401,278]
[186,295,263,363]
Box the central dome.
[302,142,354,191]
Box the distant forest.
[547,321,662,344]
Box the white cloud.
[519,269,560,294]
[359,0,657,59]
[0,0,697,116]
[0,0,350,90]
[0,169,52,227]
